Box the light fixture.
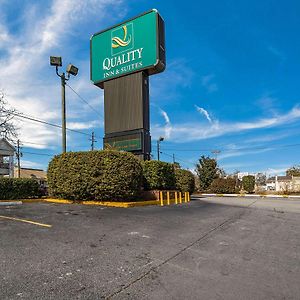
[66,64,79,76]
[50,56,62,67]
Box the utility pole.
[173,153,175,164]
[91,131,97,151]
[16,139,21,178]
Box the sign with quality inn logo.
[90,9,165,88]
[111,23,133,55]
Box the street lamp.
[50,56,78,153]
[157,136,164,161]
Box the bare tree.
[0,90,18,141]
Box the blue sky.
[1,0,300,175]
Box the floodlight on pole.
[50,56,62,67]
[157,136,164,161]
[66,64,79,76]
[50,56,79,153]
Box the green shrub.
[47,150,143,201]
[0,178,40,200]
[209,178,238,194]
[142,160,176,190]
[175,169,195,193]
[242,175,255,193]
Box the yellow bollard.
[184,192,188,203]
[175,192,178,204]
[188,192,190,202]
[160,191,164,206]
[167,191,170,205]
[179,192,182,204]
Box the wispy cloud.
[218,147,273,160]
[201,74,218,93]
[195,105,213,123]
[159,108,172,139]
[243,131,296,144]
[167,105,300,142]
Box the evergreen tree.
[196,156,219,191]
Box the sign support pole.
[61,73,66,153]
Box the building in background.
[266,176,300,192]
[0,138,15,178]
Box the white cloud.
[68,120,99,130]
[20,159,44,169]
[218,148,272,160]
[195,105,212,123]
[168,106,300,142]
[159,108,172,139]
[0,0,123,151]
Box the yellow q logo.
[112,25,131,48]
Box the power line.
[160,151,194,167]
[66,83,103,117]
[21,151,54,157]
[2,109,102,139]
[13,140,52,147]
[0,148,55,156]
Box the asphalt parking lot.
[1,197,300,299]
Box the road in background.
[0,197,299,299]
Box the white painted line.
[197,194,300,199]
[0,201,22,206]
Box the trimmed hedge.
[47,150,143,201]
[209,178,237,194]
[175,169,195,193]
[0,178,40,200]
[142,161,176,190]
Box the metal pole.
[173,153,175,164]
[157,140,160,161]
[61,73,66,153]
[17,139,20,178]
[160,191,164,206]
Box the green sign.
[90,9,164,87]
[104,134,142,152]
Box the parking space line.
[0,215,52,228]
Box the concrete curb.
[0,197,191,208]
[43,198,163,208]
[195,193,300,199]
